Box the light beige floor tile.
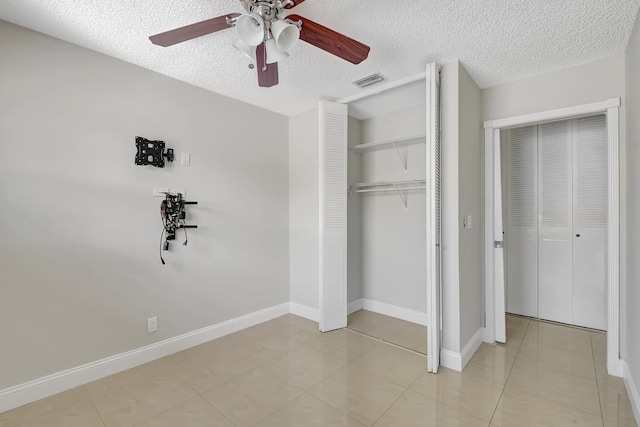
[463,356,514,385]
[465,343,516,385]
[307,328,378,363]
[308,365,406,426]
[216,331,298,365]
[506,363,601,416]
[523,321,593,355]
[373,389,489,427]
[84,359,174,399]
[202,366,304,427]
[409,368,503,422]
[599,382,638,427]
[492,387,604,427]
[605,418,640,427]
[0,386,90,424]
[262,343,346,390]
[472,341,519,364]
[596,359,626,387]
[592,331,608,362]
[506,315,530,340]
[164,343,258,393]
[85,367,197,427]
[135,396,233,427]
[345,341,427,387]
[0,398,104,427]
[517,339,596,377]
[266,314,323,344]
[348,310,427,354]
[256,393,366,427]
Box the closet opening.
[324,65,440,369]
[502,115,607,331]
[483,98,622,377]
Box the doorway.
[319,64,441,371]
[483,98,622,376]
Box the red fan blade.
[256,43,279,87]
[149,13,240,47]
[287,14,370,64]
[285,0,305,9]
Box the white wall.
[347,116,364,305]
[625,8,640,412]
[441,61,462,354]
[355,105,427,313]
[482,54,626,121]
[288,108,320,314]
[0,21,290,390]
[440,60,483,361]
[458,64,483,348]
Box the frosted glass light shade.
[265,38,289,64]
[236,13,264,46]
[233,39,256,62]
[271,19,299,52]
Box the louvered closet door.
[538,121,573,325]
[572,116,607,330]
[505,116,607,329]
[319,100,348,332]
[506,126,538,318]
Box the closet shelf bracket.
[393,142,408,171]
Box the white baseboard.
[623,360,640,427]
[348,299,363,315]
[359,299,428,326]
[461,328,484,369]
[440,327,484,372]
[440,349,461,371]
[289,302,319,322]
[0,303,290,414]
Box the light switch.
[181,152,190,166]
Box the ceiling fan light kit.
[149,0,371,87]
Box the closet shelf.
[350,179,426,192]
[350,135,426,152]
[350,179,426,207]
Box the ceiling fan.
[149,0,371,88]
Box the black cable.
[159,226,166,265]
[182,217,188,246]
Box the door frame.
[483,98,622,376]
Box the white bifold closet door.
[506,115,606,330]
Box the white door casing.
[483,98,621,377]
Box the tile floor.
[347,309,427,354]
[0,312,636,426]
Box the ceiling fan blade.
[149,13,240,47]
[287,14,370,64]
[256,43,279,87]
[285,0,305,9]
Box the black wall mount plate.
[135,136,174,168]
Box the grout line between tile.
[488,318,529,425]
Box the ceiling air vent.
[352,73,385,89]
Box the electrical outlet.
[147,316,158,333]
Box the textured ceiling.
[1,0,638,117]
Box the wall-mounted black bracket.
[135,136,174,168]
[160,192,198,264]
